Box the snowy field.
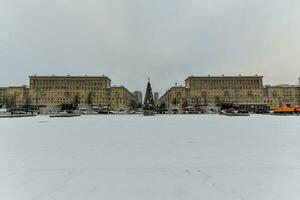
[1,115,300,200]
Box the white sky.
[1,0,300,94]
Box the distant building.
[0,75,134,110]
[264,84,300,108]
[0,87,7,107]
[29,75,111,107]
[110,86,135,110]
[0,86,28,108]
[154,92,160,104]
[1,74,300,111]
[133,91,143,105]
[0,75,135,110]
[159,75,300,111]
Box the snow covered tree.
[143,78,155,110]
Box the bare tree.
[4,94,17,108]
[72,93,81,109]
[24,94,32,110]
[86,91,95,106]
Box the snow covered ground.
[1,115,300,200]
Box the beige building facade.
[0,87,8,107]
[159,75,300,111]
[264,85,300,108]
[159,86,188,110]
[185,75,265,106]
[0,86,29,108]
[1,75,135,110]
[1,74,299,111]
[110,86,135,110]
[28,75,135,110]
[29,75,111,107]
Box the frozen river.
[1,115,300,200]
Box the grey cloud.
[1,0,300,93]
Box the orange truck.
[273,107,300,113]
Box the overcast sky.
[1,0,300,94]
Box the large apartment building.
[110,86,135,110]
[0,86,29,108]
[0,87,7,107]
[0,75,135,110]
[185,75,265,105]
[1,74,299,111]
[159,75,300,111]
[29,75,111,107]
[28,75,135,110]
[264,84,300,108]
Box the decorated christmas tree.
[143,78,155,110]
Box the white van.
[0,108,7,113]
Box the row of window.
[33,87,107,91]
[32,80,107,85]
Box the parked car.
[10,109,27,114]
[185,106,198,114]
[0,108,7,113]
[172,108,179,114]
[118,108,127,114]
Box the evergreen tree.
[130,99,138,111]
[143,78,155,110]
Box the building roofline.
[265,84,300,88]
[111,86,135,97]
[185,75,264,81]
[111,85,126,88]
[170,85,186,89]
[8,86,28,89]
[29,75,111,81]
[0,86,28,89]
[158,86,187,102]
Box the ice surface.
[1,115,300,200]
